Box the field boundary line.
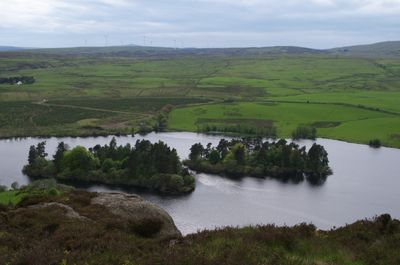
[32,102,137,115]
[259,99,400,116]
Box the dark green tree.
[217,139,230,159]
[307,143,329,170]
[53,142,67,170]
[28,145,37,165]
[232,144,246,165]
[189,143,205,161]
[36,142,48,159]
[28,142,48,165]
[204,143,212,158]
[208,149,221,165]
[154,114,168,132]
[109,137,117,150]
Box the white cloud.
[96,0,132,7]
[311,0,335,6]
[1,0,88,31]
[0,0,399,47]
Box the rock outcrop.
[7,190,181,240]
[26,202,89,221]
[91,192,182,239]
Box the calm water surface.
[0,132,399,235]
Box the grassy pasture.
[273,91,400,114]
[1,51,400,147]
[3,56,400,101]
[169,102,400,147]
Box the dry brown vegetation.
[0,185,399,265]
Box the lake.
[0,132,399,235]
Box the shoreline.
[1,130,398,150]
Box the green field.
[169,102,400,147]
[1,47,400,147]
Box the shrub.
[17,194,51,207]
[129,218,163,238]
[168,175,185,191]
[292,124,317,140]
[0,76,35,84]
[369,139,382,148]
[0,203,8,212]
[48,188,60,196]
[183,174,195,187]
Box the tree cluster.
[138,105,172,135]
[0,76,35,85]
[292,124,317,140]
[23,138,195,195]
[185,138,332,184]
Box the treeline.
[23,138,195,195]
[0,76,35,84]
[184,138,332,184]
[198,124,277,137]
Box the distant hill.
[2,41,400,58]
[18,45,324,58]
[0,46,25,52]
[328,41,400,58]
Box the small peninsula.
[23,138,195,195]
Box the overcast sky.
[0,0,399,48]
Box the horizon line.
[1,40,399,51]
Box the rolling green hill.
[5,41,399,58]
[1,41,400,147]
[329,41,400,58]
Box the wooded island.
[184,138,332,184]
[23,138,195,195]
